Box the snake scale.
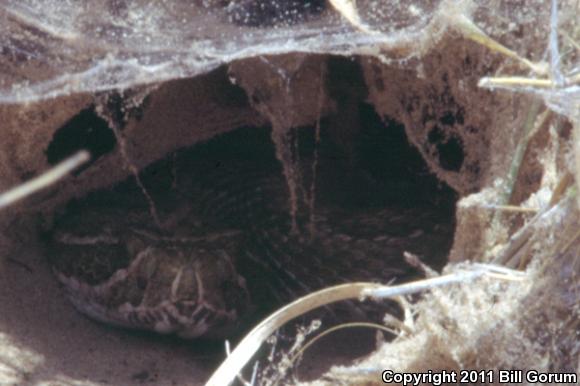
[48,125,455,339]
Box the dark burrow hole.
[45,106,117,171]
[427,125,465,172]
[54,100,457,382]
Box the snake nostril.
[136,276,147,291]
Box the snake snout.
[168,248,252,338]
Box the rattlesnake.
[48,126,454,338]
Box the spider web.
[0,0,567,104]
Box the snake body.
[48,127,454,338]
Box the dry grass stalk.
[205,264,524,386]
[0,150,89,210]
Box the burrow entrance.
[49,104,458,383]
[44,58,460,383]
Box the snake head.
[51,225,251,339]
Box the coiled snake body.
[48,128,454,338]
